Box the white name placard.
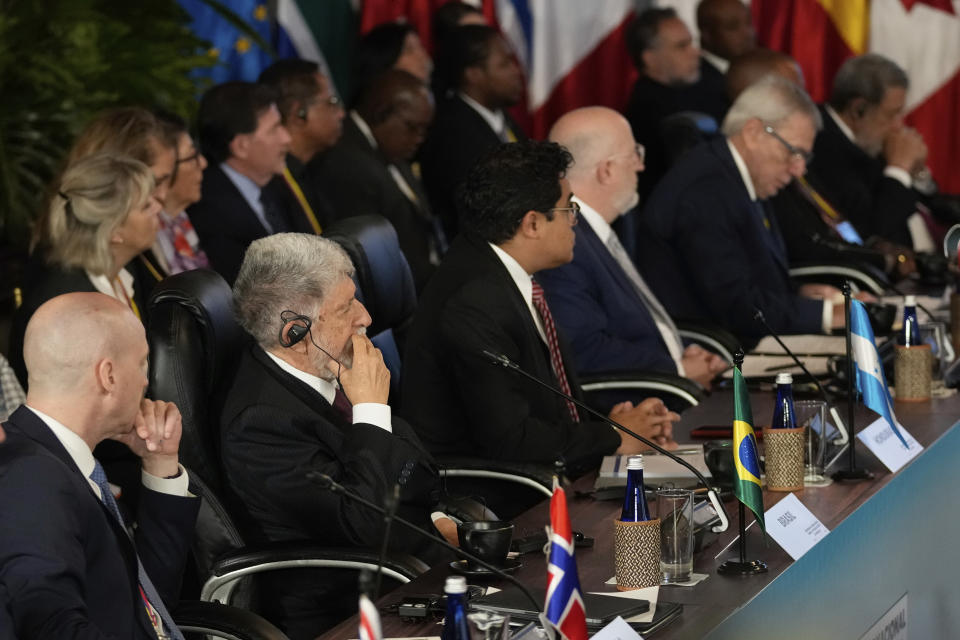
[856,417,923,473]
[765,493,830,560]
[591,616,644,640]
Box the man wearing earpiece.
[219,232,440,638]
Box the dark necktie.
[333,387,353,423]
[259,190,289,235]
[530,279,580,423]
[90,461,183,640]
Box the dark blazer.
[636,137,824,340]
[624,74,722,200]
[187,164,287,285]
[262,154,337,236]
[219,344,441,638]
[306,117,440,291]
[537,217,679,376]
[0,406,199,639]
[220,344,438,548]
[400,235,621,471]
[808,106,918,246]
[418,95,525,239]
[693,56,730,123]
[769,180,888,271]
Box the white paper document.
[856,417,923,472]
[590,615,645,640]
[765,493,830,560]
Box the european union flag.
[733,367,765,532]
[178,0,274,83]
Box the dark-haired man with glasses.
[402,140,679,517]
[636,75,857,342]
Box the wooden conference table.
[320,387,960,639]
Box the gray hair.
[233,233,355,349]
[721,74,822,136]
[47,152,154,274]
[828,53,908,112]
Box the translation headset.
[278,310,346,374]
[298,106,308,120]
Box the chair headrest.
[324,215,417,336]
[148,269,243,392]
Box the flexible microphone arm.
[305,471,541,611]
[752,308,850,445]
[481,350,729,533]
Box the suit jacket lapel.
[249,346,348,428]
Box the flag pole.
[717,350,767,576]
[833,280,873,481]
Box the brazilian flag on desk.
[733,367,765,532]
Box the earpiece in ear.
[279,310,312,347]
[298,107,308,120]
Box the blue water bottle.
[620,455,652,521]
[901,295,920,347]
[441,576,470,640]
[771,372,797,428]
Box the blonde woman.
[9,152,161,386]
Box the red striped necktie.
[531,279,580,423]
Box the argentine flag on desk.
[733,367,765,532]
[850,300,910,448]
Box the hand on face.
[326,333,390,405]
[113,398,182,478]
[883,126,927,173]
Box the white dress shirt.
[25,405,190,499]
[459,92,508,138]
[264,350,392,432]
[488,243,548,345]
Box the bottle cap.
[904,295,916,306]
[626,455,644,470]
[444,576,468,594]
[775,372,793,385]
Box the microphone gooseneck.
[304,471,542,611]
[480,350,730,533]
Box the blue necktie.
[90,461,184,640]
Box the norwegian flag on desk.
[358,593,382,640]
[543,479,588,640]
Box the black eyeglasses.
[176,151,202,167]
[547,201,581,223]
[764,125,813,164]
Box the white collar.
[25,405,98,495]
[825,104,857,144]
[726,138,758,201]
[575,197,613,244]
[85,267,135,303]
[265,349,337,405]
[459,92,505,136]
[350,110,378,149]
[489,242,533,305]
[701,50,729,74]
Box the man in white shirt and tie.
[539,106,727,389]
[0,292,198,639]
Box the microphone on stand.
[480,350,729,533]
[752,308,850,445]
[304,471,542,611]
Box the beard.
[311,326,367,381]
[613,184,641,216]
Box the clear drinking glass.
[657,488,694,584]
[794,399,832,487]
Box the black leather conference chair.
[324,216,706,518]
[146,269,428,614]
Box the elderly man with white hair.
[0,292,198,639]
[219,232,441,638]
[537,106,727,390]
[634,75,855,342]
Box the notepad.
[469,587,649,630]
